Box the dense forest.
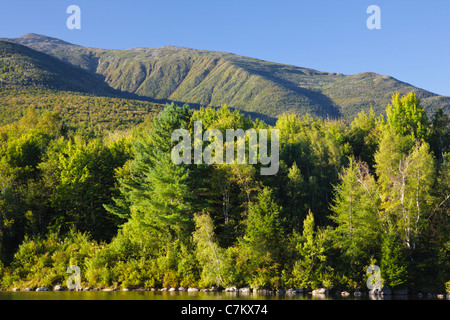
[0,92,449,294]
[0,86,164,132]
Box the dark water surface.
[0,290,444,300]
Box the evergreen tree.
[239,187,284,288]
[428,108,450,163]
[291,210,330,289]
[105,103,195,244]
[330,157,381,280]
[380,228,408,288]
[286,161,308,230]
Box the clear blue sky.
[1,0,449,96]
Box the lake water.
[0,290,443,300]
[1,291,444,320]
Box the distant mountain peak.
[19,33,46,39]
[17,33,78,47]
[160,45,193,50]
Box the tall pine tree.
[105,103,195,245]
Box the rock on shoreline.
[36,287,49,291]
[312,288,329,295]
[224,286,237,292]
[53,285,64,291]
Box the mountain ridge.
[0,39,111,95]
[2,33,450,121]
[0,39,166,130]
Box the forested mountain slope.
[0,40,164,130]
[5,33,450,121]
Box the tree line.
[0,92,448,293]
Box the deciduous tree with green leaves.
[385,92,429,141]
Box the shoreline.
[1,286,448,300]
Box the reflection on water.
[0,291,441,300]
